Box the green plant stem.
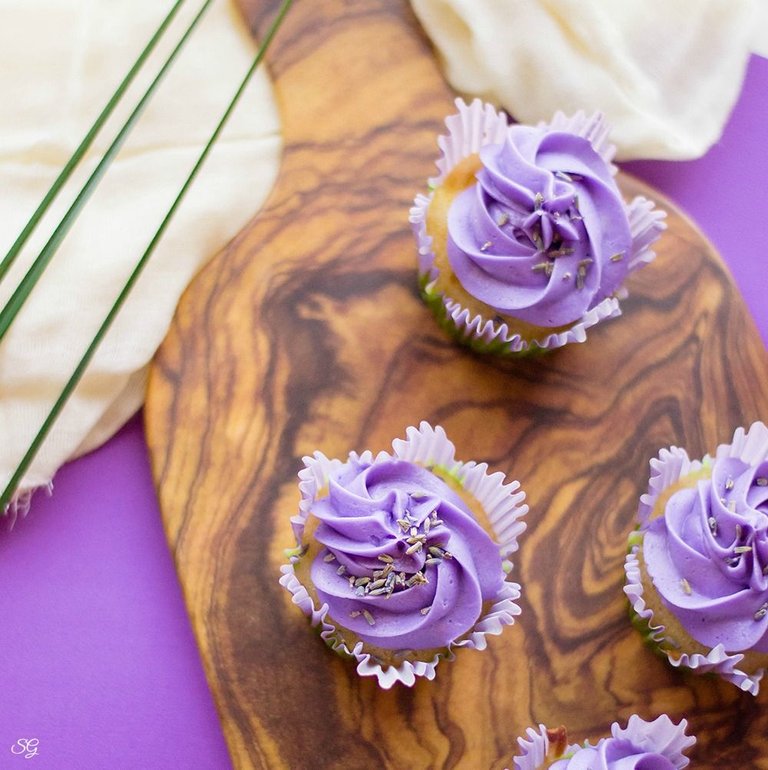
[0,0,215,343]
[1,0,294,512]
[0,0,187,285]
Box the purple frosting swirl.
[513,716,694,770]
[447,123,632,327]
[643,454,768,652]
[309,457,503,650]
[549,740,676,770]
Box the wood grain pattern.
[145,1,768,767]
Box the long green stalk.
[1,0,294,512]
[0,0,215,343]
[0,0,187,284]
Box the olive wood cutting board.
[145,1,768,767]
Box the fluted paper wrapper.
[512,725,566,770]
[512,715,694,769]
[410,98,662,355]
[279,422,528,688]
[624,422,768,695]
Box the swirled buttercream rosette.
[279,422,528,688]
[624,421,768,695]
[410,98,665,355]
[511,715,695,770]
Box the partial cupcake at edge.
[279,422,528,688]
[411,98,666,355]
[624,421,768,695]
[511,714,695,769]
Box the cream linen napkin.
[0,0,281,511]
[410,0,765,160]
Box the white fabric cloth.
[410,0,767,160]
[0,0,281,504]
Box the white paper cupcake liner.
[431,98,509,188]
[440,291,622,355]
[512,715,694,769]
[636,445,704,527]
[716,420,768,466]
[409,98,665,355]
[612,714,695,769]
[512,725,564,770]
[279,421,528,688]
[625,422,768,695]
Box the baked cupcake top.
[280,422,528,687]
[512,715,695,769]
[625,421,768,694]
[412,100,666,352]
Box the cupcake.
[279,422,528,688]
[624,421,768,695]
[410,99,665,355]
[512,714,695,769]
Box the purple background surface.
[1,56,766,770]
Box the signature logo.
[10,739,39,759]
